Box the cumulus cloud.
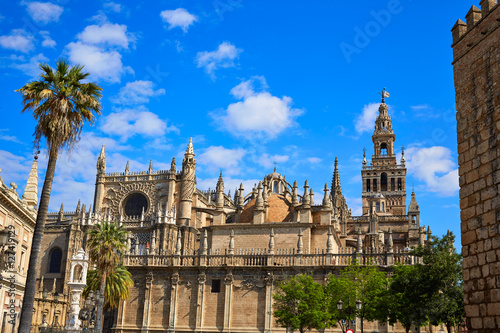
[101,106,178,140]
[405,145,459,197]
[195,41,242,79]
[103,2,122,13]
[0,30,34,53]
[213,76,302,139]
[77,23,134,49]
[24,1,63,24]
[40,31,56,48]
[307,157,322,164]
[198,146,246,175]
[66,41,132,83]
[258,153,289,169]
[160,8,198,32]
[354,102,379,135]
[12,53,49,77]
[111,80,165,105]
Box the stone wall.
[452,1,500,331]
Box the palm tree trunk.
[95,273,106,332]
[18,146,59,333]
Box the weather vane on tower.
[378,87,390,103]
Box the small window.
[48,248,62,273]
[211,279,221,293]
[373,179,378,192]
[366,179,370,192]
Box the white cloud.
[258,153,289,169]
[0,30,34,53]
[101,106,178,140]
[345,196,362,216]
[411,104,430,111]
[307,157,322,164]
[214,77,302,139]
[24,2,63,24]
[354,102,379,135]
[195,41,242,78]
[103,2,122,13]
[198,146,246,175]
[12,53,49,77]
[405,146,459,197]
[40,31,56,48]
[160,8,198,32]
[66,41,132,83]
[77,23,134,49]
[111,80,165,105]
[0,151,32,193]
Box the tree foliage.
[273,274,326,333]
[326,261,388,333]
[84,265,134,309]
[17,59,102,333]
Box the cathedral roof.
[266,166,283,180]
[238,194,293,223]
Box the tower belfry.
[361,90,407,215]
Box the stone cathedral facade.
[31,97,431,332]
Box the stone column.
[167,272,179,332]
[195,273,206,331]
[223,272,233,332]
[141,271,153,332]
[264,273,274,333]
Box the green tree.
[325,262,388,333]
[17,60,102,333]
[84,265,134,309]
[413,232,464,332]
[86,221,129,332]
[388,264,429,333]
[273,274,327,333]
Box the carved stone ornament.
[107,181,157,217]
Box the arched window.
[273,181,279,193]
[381,173,388,191]
[380,143,388,155]
[391,178,395,191]
[397,178,402,191]
[366,179,371,192]
[373,179,378,192]
[376,203,380,212]
[48,248,62,273]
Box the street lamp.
[337,299,362,333]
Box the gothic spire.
[97,144,106,173]
[331,157,342,193]
[22,157,38,208]
[408,189,419,212]
[185,137,194,156]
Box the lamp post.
[337,298,362,333]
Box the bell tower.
[361,89,407,215]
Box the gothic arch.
[48,247,63,273]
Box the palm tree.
[86,221,129,332]
[16,59,102,333]
[84,265,134,309]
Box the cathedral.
[31,96,431,332]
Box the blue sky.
[0,0,476,245]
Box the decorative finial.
[273,161,277,173]
[378,87,390,103]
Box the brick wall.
[452,1,500,331]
